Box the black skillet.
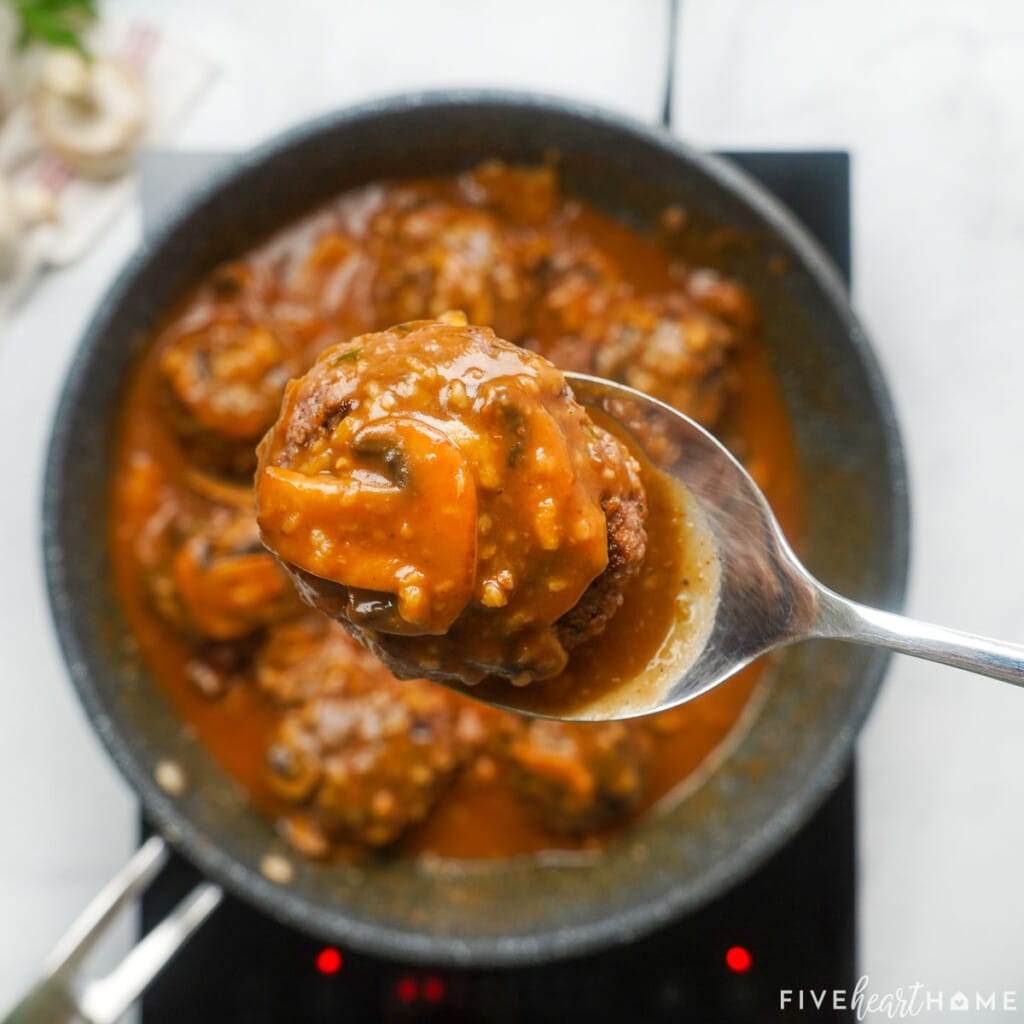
[42,92,909,966]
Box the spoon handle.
[811,587,1024,686]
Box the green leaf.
[330,347,363,365]
[11,0,98,54]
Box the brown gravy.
[110,164,802,860]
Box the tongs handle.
[1,837,222,1024]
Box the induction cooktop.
[139,148,857,1024]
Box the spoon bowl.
[469,372,1024,721]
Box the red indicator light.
[725,945,753,973]
[316,947,343,975]
[396,977,418,1003]
[423,977,445,1003]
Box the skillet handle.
[0,837,222,1024]
[0,983,77,1024]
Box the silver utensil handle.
[814,588,1024,686]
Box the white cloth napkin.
[0,18,215,326]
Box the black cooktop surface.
[140,149,856,1024]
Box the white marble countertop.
[3,0,1024,1011]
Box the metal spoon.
[479,372,1024,721]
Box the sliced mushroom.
[12,183,58,225]
[257,417,479,634]
[0,6,18,122]
[33,50,145,180]
[0,177,21,280]
[0,176,57,281]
